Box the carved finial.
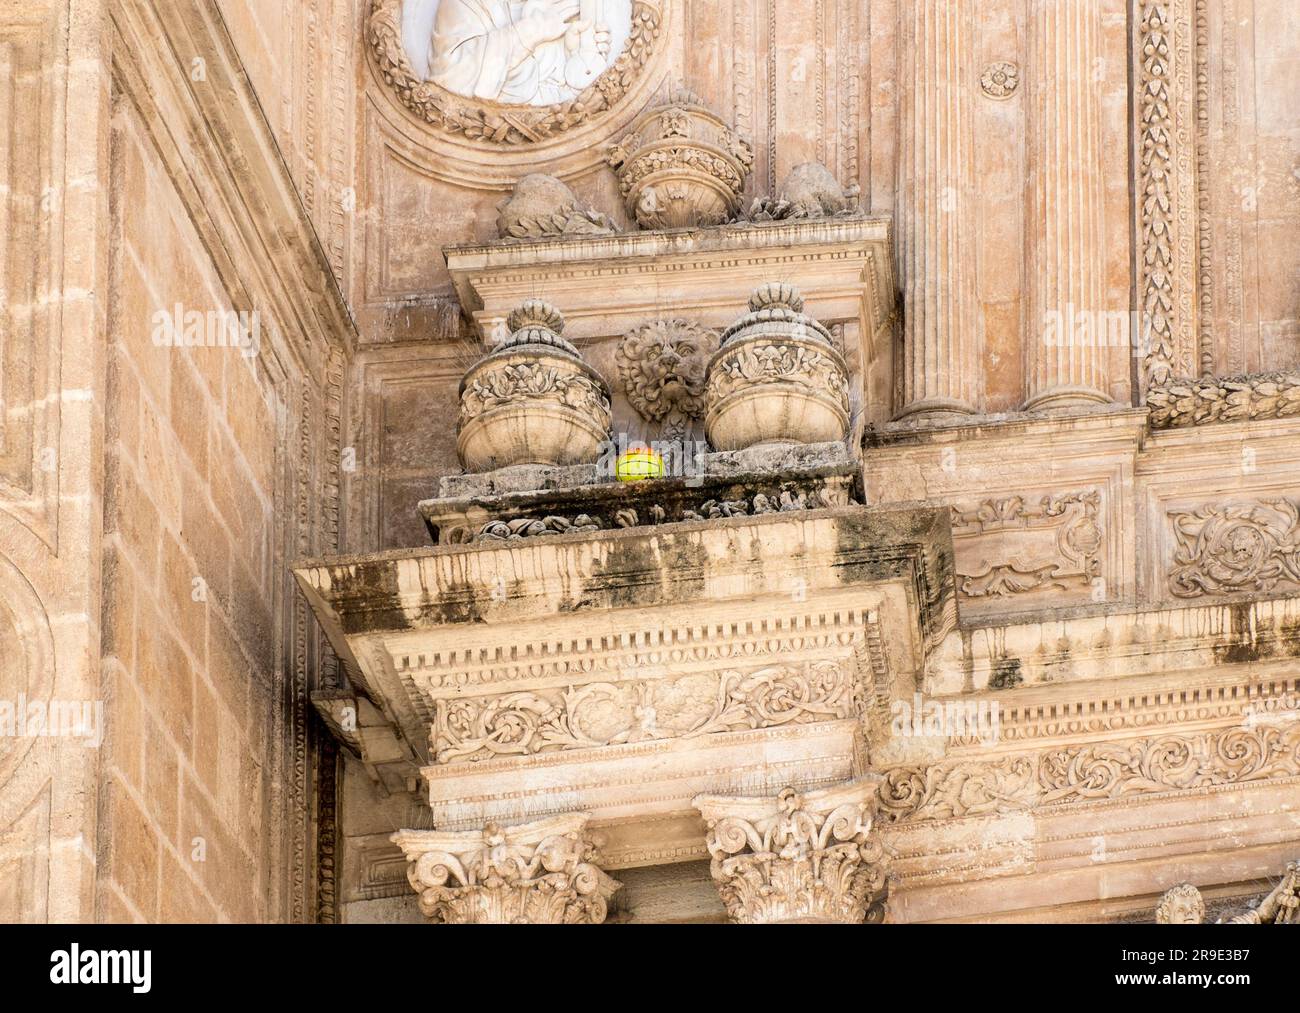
[496,300,580,355]
[507,299,565,335]
[749,282,805,315]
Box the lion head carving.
[616,319,720,439]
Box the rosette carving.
[391,814,619,924]
[693,779,888,924]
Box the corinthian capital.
[391,813,620,924]
[693,778,888,924]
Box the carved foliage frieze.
[454,484,846,543]
[1148,371,1300,429]
[431,661,863,763]
[1134,2,1196,389]
[1168,498,1300,598]
[878,722,1300,824]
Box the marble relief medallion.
[368,0,663,144]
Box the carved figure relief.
[1155,864,1299,924]
[1168,498,1300,598]
[615,318,719,439]
[411,0,633,106]
[367,0,663,143]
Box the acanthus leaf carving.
[430,661,864,764]
[1168,498,1300,598]
[391,814,619,924]
[878,723,1300,824]
[694,780,889,924]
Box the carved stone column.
[693,779,888,924]
[391,814,620,924]
[1023,0,1113,411]
[896,0,982,420]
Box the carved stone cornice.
[391,814,619,924]
[694,779,888,924]
[1148,371,1300,429]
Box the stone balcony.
[294,438,955,871]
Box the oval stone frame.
[367,0,666,147]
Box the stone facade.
[1,0,1297,926]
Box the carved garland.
[366,0,664,145]
[1147,370,1300,428]
[459,362,612,426]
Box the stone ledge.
[423,441,861,544]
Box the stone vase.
[606,88,754,231]
[704,283,850,451]
[457,301,611,472]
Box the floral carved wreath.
[366,0,665,145]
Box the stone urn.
[606,88,754,231]
[457,301,611,472]
[704,283,850,451]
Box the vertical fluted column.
[1023,0,1113,410]
[897,0,982,420]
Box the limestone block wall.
[98,101,281,922]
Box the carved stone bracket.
[391,813,620,924]
[693,779,889,924]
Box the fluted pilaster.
[693,779,889,924]
[1023,0,1113,411]
[897,0,982,420]
[391,813,619,924]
